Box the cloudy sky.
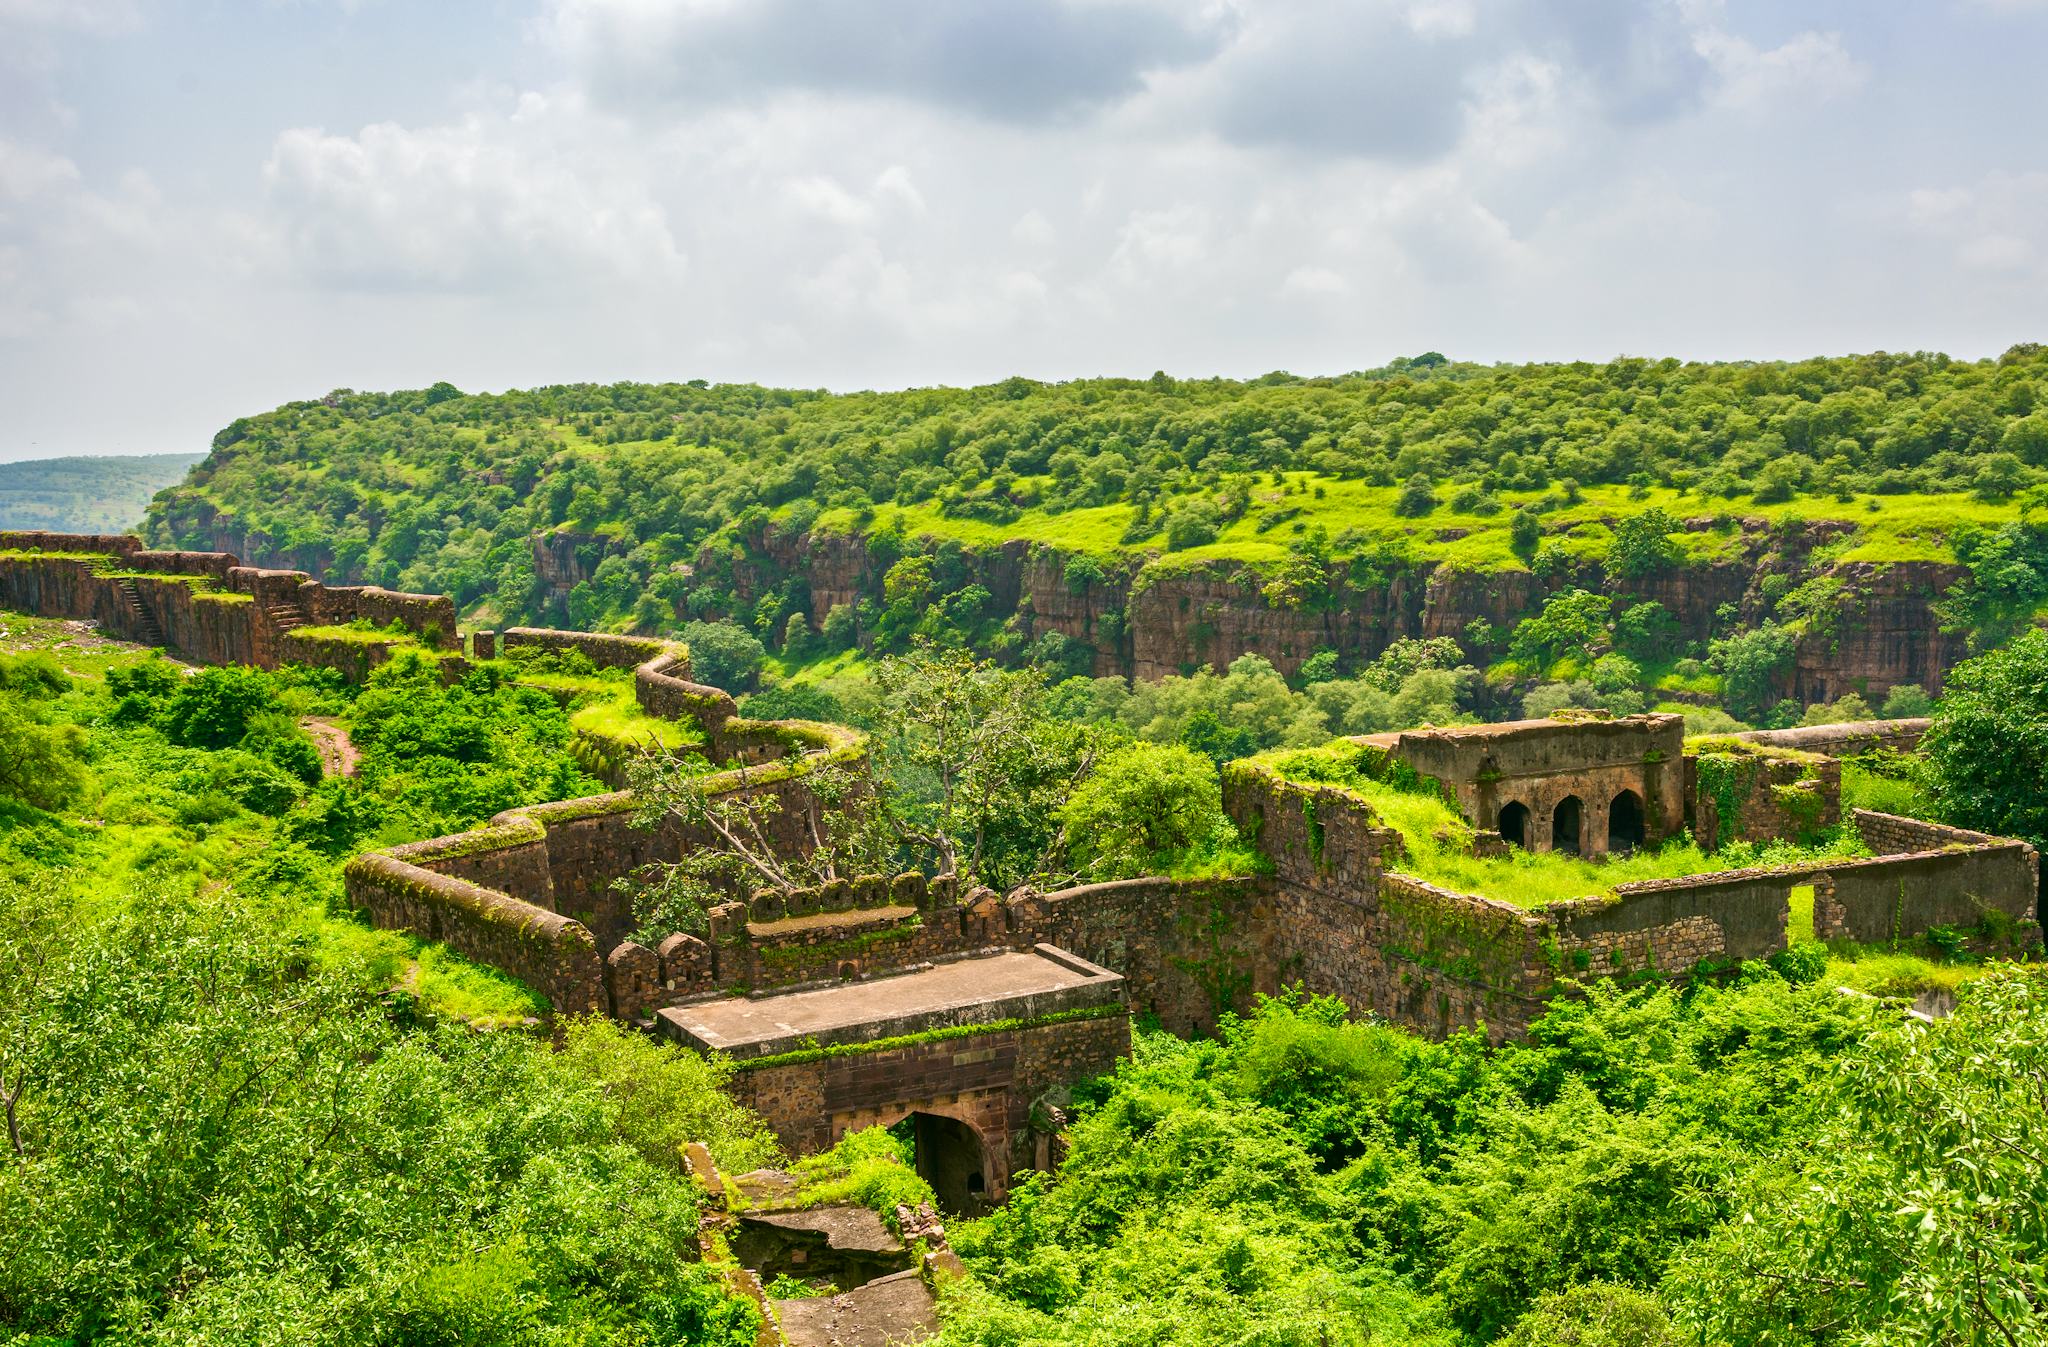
[1,0,2044,462]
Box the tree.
[1162,500,1221,550]
[0,694,85,812]
[1395,473,1437,517]
[1605,508,1682,579]
[680,619,767,691]
[627,645,1097,938]
[1708,622,1798,721]
[1510,508,1542,560]
[1059,742,1226,879]
[871,644,1096,887]
[1921,629,2048,850]
[1499,1285,1682,1347]
[1879,682,1933,718]
[1510,590,1614,670]
[1669,971,2048,1346]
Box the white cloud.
[250,95,686,291]
[1903,171,2048,281]
[1694,27,1868,112]
[1281,265,1349,297]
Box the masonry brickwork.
[1370,714,1689,858]
[0,532,453,674]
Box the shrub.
[679,619,767,691]
[1879,683,1933,718]
[1163,500,1222,550]
[1060,742,1227,879]
[1395,474,1437,517]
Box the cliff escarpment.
[659,516,1962,702]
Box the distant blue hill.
[0,453,204,535]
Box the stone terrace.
[659,945,1125,1060]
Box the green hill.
[0,452,205,534]
[139,352,2048,714]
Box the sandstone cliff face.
[1790,561,1967,701]
[714,518,1965,701]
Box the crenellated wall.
[0,531,454,673]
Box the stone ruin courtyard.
[4,530,2043,1277]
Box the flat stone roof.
[658,944,1124,1061]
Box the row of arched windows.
[1499,790,1645,856]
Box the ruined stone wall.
[1689,746,1840,849]
[0,530,143,556]
[1733,719,1931,759]
[305,584,460,648]
[1386,715,1690,853]
[343,852,605,1015]
[1823,810,2043,948]
[0,534,456,671]
[503,626,670,670]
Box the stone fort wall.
[1222,757,2040,1041]
[0,532,454,672]
[7,529,2037,1045]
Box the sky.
[1,0,2045,464]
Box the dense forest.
[135,353,2048,746]
[0,454,202,535]
[143,351,2048,636]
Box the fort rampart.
[5,531,2038,1049]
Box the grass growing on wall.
[1257,742,1871,909]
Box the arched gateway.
[660,946,1128,1208]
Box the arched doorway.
[1607,790,1645,855]
[1498,801,1531,849]
[909,1112,988,1215]
[1552,796,1583,856]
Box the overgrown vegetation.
[940,972,2048,1346]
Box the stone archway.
[907,1111,990,1216]
[1552,796,1583,856]
[1498,801,1531,849]
[1607,790,1645,855]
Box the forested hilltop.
[145,349,2048,723]
[0,453,203,534]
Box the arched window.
[1498,801,1531,848]
[1608,790,1646,854]
[1552,796,1583,856]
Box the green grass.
[1256,743,1870,908]
[0,611,181,679]
[1840,761,1937,817]
[804,478,2027,579]
[289,622,426,646]
[1823,949,1994,998]
[569,691,706,751]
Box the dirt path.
[301,716,360,778]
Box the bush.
[1395,474,1437,517]
[0,692,87,811]
[1060,742,1227,878]
[160,666,280,750]
[1879,683,1933,718]
[1162,501,1222,550]
[1499,1284,1683,1347]
[679,620,767,691]
[738,683,846,724]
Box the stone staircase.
[113,577,166,648]
[266,600,310,634]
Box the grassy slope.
[806,476,2018,573]
[1,614,547,1024]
